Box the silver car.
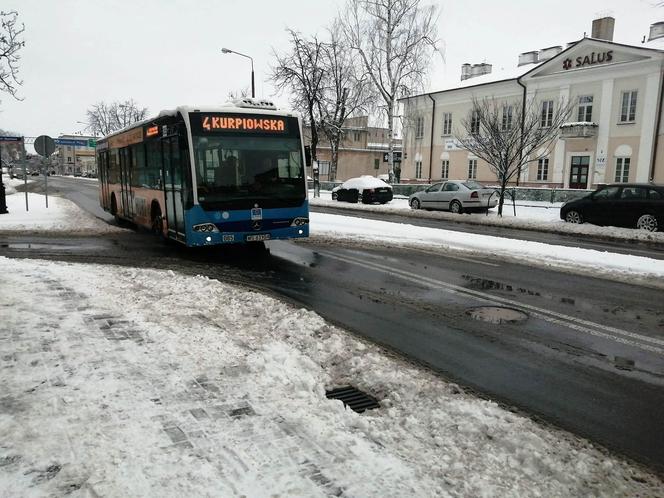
[409,180,498,213]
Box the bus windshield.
[193,135,305,209]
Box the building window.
[353,131,361,142]
[620,91,637,123]
[541,100,554,127]
[502,105,513,130]
[67,157,72,163]
[441,160,449,179]
[578,95,593,122]
[415,117,424,139]
[442,113,452,135]
[470,111,480,134]
[468,159,477,179]
[615,157,630,182]
[537,158,549,181]
[415,160,423,178]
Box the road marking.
[322,251,664,356]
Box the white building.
[400,17,664,189]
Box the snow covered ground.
[1,191,663,496]
[0,179,123,235]
[2,258,662,497]
[310,190,664,244]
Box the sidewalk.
[1,256,663,497]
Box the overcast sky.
[1,0,661,141]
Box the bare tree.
[317,21,372,181]
[341,0,440,182]
[227,87,251,101]
[456,96,573,216]
[86,99,148,137]
[0,10,25,101]
[270,30,326,163]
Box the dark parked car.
[560,183,664,232]
[331,176,393,204]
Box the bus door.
[99,151,110,210]
[119,147,134,219]
[162,135,186,241]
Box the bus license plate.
[246,233,271,242]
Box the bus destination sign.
[200,115,287,134]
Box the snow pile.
[0,189,124,235]
[309,212,664,288]
[310,193,664,244]
[0,258,661,496]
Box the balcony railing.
[559,122,598,139]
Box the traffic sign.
[54,138,89,147]
[0,136,22,142]
[87,138,97,147]
[34,135,56,157]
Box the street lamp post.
[221,47,255,98]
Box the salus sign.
[563,50,614,70]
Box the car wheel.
[332,192,338,200]
[450,200,462,214]
[410,198,420,210]
[636,214,658,232]
[565,210,583,224]
[354,192,362,204]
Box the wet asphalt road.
[4,176,664,472]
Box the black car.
[331,176,393,204]
[560,183,664,232]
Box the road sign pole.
[22,143,28,212]
[43,157,48,208]
[0,143,7,214]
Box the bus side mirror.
[304,145,312,167]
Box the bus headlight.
[290,217,309,227]
[193,223,219,233]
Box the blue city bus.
[96,99,310,246]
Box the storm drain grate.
[325,386,380,413]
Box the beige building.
[57,135,97,175]
[400,17,664,189]
[305,116,402,182]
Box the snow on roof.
[341,176,391,190]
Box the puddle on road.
[466,306,529,324]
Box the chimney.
[518,51,539,67]
[461,63,471,81]
[648,21,664,42]
[592,16,615,41]
[461,63,492,82]
[538,46,563,62]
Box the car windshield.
[462,181,485,190]
[192,135,305,209]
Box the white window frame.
[468,159,477,179]
[577,95,593,122]
[502,105,513,130]
[470,111,480,134]
[442,113,452,136]
[537,158,549,181]
[541,100,554,128]
[415,117,424,139]
[615,157,630,182]
[415,160,423,178]
[441,159,449,179]
[620,91,637,123]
